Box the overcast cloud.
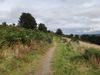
[0,0,100,34]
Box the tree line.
[1,12,63,35]
[66,34,100,45]
[81,34,100,45]
[2,12,99,45]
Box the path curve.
[28,42,56,75]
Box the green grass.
[0,25,53,75]
[52,38,100,75]
[0,43,52,75]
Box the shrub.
[0,26,53,48]
[83,48,100,69]
[71,38,79,44]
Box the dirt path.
[28,42,56,75]
[35,42,56,75]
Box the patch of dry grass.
[0,40,52,75]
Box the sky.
[0,0,100,34]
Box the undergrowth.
[52,37,100,75]
[0,25,53,75]
[0,25,53,48]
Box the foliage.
[75,34,79,39]
[2,22,7,26]
[38,23,47,33]
[83,48,100,60]
[52,37,100,75]
[71,38,79,44]
[83,48,100,69]
[0,25,53,75]
[0,25,53,48]
[81,34,100,45]
[18,12,37,29]
[56,28,63,35]
[69,34,74,38]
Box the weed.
[52,37,100,75]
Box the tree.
[12,23,15,26]
[56,28,63,35]
[69,34,74,38]
[2,22,7,26]
[38,23,47,33]
[81,34,89,41]
[80,34,100,45]
[18,12,37,29]
[75,34,79,39]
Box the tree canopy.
[18,12,37,29]
[38,23,47,33]
[81,34,100,45]
[2,22,7,26]
[75,34,79,39]
[56,28,63,35]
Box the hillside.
[52,37,100,75]
[0,25,100,75]
[0,25,53,75]
[0,0,100,75]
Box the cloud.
[0,0,100,34]
[0,0,5,2]
[83,26,100,33]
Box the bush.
[83,48,100,60]
[0,26,53,48]
[71,38,79,44]
[83,48,100,69]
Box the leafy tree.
[2,22,7,26]
[69,34,74,38]
[81,34,89,41]
[12,23,15,26]
[81,34,100,45]
[56,28,63,35]
[18,12,37,29]
[75,34,79,39]
[38,23,47,33]
[47,30,51,33]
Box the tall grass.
[52,37,100,75]
[0,25,53,75]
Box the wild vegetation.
[0,12,54,75]
[66,34,100,45]
[18,13,37,29]
[81,34,100,45]
[56,28,63,35]
[0,12,100,75]
[0,25,53,75]
[52,37,100,75]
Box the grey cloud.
[0,0,100,34]
[0,0,5,2]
